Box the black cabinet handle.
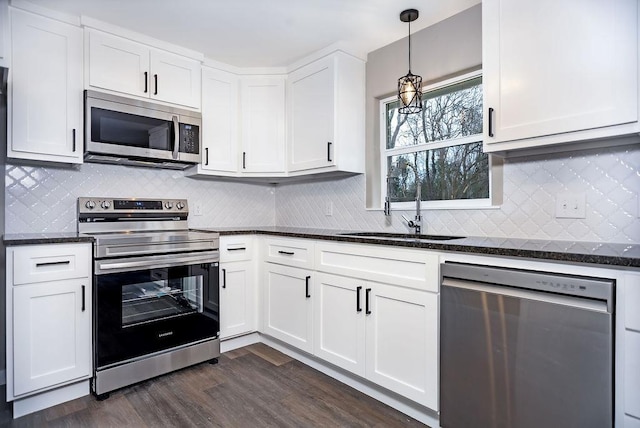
[144,71,148,93]
[242,152,246,169]
[154,74,158,95]
[72,128,76,152]
[222,268,226,288]
[305,276,311,298]
[327,142,332,162]
[81,285,86,312]
[278,250,294,255]
[365,288,371,315]
[227,247,246,251]
[205,147,209,165]
[36,260,70,268]
[356,286,362,312]
[488,107,494,137]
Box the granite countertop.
[3,232,95,246]
[4,228,638,268]
[199,226,640,268]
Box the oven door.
[94,252,219,369]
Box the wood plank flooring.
[0,343,427,427]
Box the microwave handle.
[172,115,179,160]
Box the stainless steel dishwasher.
[440,262,614,428]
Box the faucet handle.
[401,214,415,227]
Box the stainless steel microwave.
[84,90,201,169]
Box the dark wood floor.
[0,343,427,427]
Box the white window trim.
[379,70,502,211]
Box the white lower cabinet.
[220,260,255,339]
[313,272,438,408]
[314,272,366,376]
[6,243,92,408]
[365,283,438,408]
[13,278,91,396]
[262,263,313,353]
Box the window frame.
[379,70,501,211]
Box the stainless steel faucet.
[385,160,422,235]
[402,175,421,235]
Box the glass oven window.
[121,275,203,327]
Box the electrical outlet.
[325,201,333,216]
[193,202,203,216]
[555,192,586,219]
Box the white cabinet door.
[220,260,255,339]
[10,8,83,164]
[150,49,201,108]
[483,0,639,150]
[365,283,438,409]
[313,272,366,376]
[201,67,239,172]
[88,30,149,98]
[263,263,313,353]
[288,57,334,171]
[13,278,91,397]
[0,0,8,68]
[240,77,286,173]
[625,331,640,420]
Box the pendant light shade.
[398,9,422,114]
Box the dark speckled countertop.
[4,228,639,268]
[3,233,94,246]
[198,227,640,269]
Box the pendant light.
[397,9,422,114]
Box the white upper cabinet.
[9,8,83,164]
[287,52,365,173]
[87,29,201,108]
[240,76,286,173]
[199,67,239,173]
[483,0,639,153]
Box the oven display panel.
[114,200,163,210]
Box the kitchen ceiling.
[24,0,480,67]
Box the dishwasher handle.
[442,277,611,314]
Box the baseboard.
[12,380,89,419]
[258,334,440,428]
[220,332,261,353]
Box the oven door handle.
[95,251,219,274]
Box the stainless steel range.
[78,197,220,399]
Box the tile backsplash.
[4,144,640,244]
[275,144,640,244]
[4,163,275,233]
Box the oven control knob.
[164,201,173,209]
[85,200,96,210]
[101,201,111,209]
[176,202,185,210]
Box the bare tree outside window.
[384,75,489,204]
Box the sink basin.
[338,232,465,241]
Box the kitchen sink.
[338,232,465,241]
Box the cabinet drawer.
[263,237,314,269]
[10,243,91,285]
[315,241,440,292]
[220,235,254,262]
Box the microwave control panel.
[180,124,200,154]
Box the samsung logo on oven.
[158,331,174,338]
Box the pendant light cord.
[408,19,412,73]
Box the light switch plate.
[555,192,586,219]
[193,202,203,216]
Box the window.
[381,71,498,209]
